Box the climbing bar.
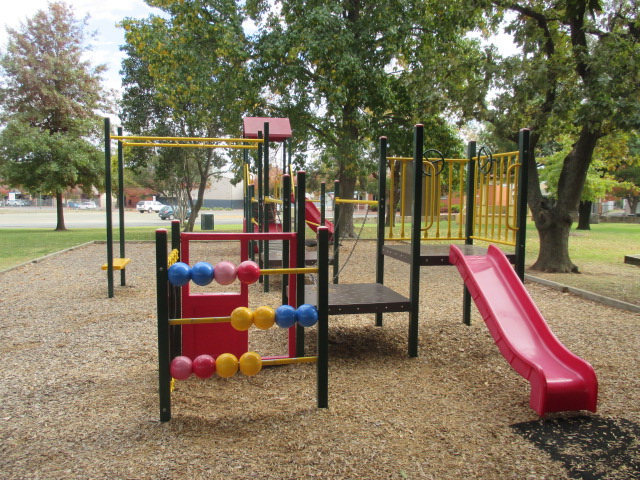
[262,356,317,366]
[169,316,232,326]
[118,142,258,150]
[261,267,319,275]
[111,135,263,143]
[334,198,379,206]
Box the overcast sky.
[1,0,162,95]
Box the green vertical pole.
[320,182,326,226]
[248,184,255,262]
[156,228,171,422]
[462,141,477,325]
[332,180,340,284]
[375,137,388,327]
[317,226,329,408]
[243,148,249,226]
[408,125,424,358]
[515,129,530,281]
[170,220,182,359]
[117,127,126,287]
[104,118,114,299]
[257,132,263,278]
[296,170,307,357]
[282,174,291,307]
[263,122,270,292]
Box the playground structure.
[152,121,597,419]
[103,117,264,297]
[155,213,330,422]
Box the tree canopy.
[0,1,106,230]
[119,0,257,230]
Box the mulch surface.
[1,241,638,479]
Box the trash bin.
[201,213,214,230]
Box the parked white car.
[78,201,97,210]
[136,200,164,213]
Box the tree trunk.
[55,191,67,231]
[530,205,579,272]
[529,125,602,273]
[576,200,592,230]
[336,173,357,237]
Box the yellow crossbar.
[262,356,317,366]
[334,198,379,206]
[169,316,232,326]
[101,258,131,271]
[261,267,319,275]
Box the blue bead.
[296,304,318,327]
[275,305,298,328]
[168,262,191,287]
[191,262,214,286]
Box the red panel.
[243,117,292,141]
[181,293,248,359]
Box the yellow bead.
[239,352,263,376]
[253,306,275,330]
[216,353,238,378]
[230,307,254,331]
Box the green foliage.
[0,2,106,229]
[119,0,258,231]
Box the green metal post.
[282,174,291,306]
[515,129,530,281]
[462,141,477,325]
[117,127,126,287]
[257,132,263,279]
[332,180,340,284]
[408,125,424,358]
[156,228,171,422]
[170,220,182,359]
[296,170,306,357]
[320,182,326,226]
[375,136,388,327]
[317,226,329,408]
[104,118,114,298]
[263,122,270,292]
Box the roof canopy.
[243,117,292,142]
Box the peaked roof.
[243,117,292,142]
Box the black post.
[117,127,126,287]
[375,136,388,327]
[104,118,114,298]
[257,132,263,279]
[263,122,270,292]
[515,129,530,281]
[317,226,329,408]
[332,180,340,284]
[408,125,424,358]
[170,220,182,359]
[156,228,171,422]
[296,170,306,357]
[462,141,477,325]
[320,182,326,226]
[282,174,291,306]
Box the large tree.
[120,0,256,231]
[0,2,107,230]
[246,0,466,236]
[462,0,640,272]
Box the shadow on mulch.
[512,415,640,479]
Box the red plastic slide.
[304,201,334,240]
[449,244,598,416]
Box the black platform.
[382,244,517,266]
[624,254,640,266]
[305,283,410,315]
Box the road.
[0,206,245,229]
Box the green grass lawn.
[0,224,243,271]
[1,221,638,305]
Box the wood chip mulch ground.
[1,241,638,479]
